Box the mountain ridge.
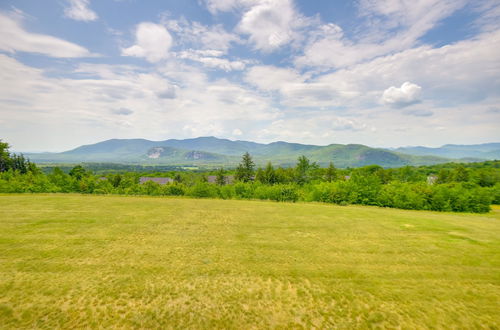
[24,137,498,168]
[393,143,500,159]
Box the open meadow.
[0,194,499,328]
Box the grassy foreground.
[0,195,499,328]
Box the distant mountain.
[26,136,469,168]
[393,143,500,160]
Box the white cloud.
[244,65,303,91]
[255,115,373,144]
[0,55,280,151]
[296,0,467,69]
[382,82,422,108]
[122,23,172,62]
[203,0,314,53]
[332,117,369,131]
[177,50,248,71]
[64,0,98,22]
[168,21,241,53]
[309,29,500,109]
[471,0,500,32]
[232,128,243,136]
[203,0,259,14]
[160,17,244,71]
[0,11,92,57]
[280,83,340,108]
[237,0,302,51]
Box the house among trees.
[139,177,174,185]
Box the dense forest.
[1,140,499,213]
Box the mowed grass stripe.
[0,194,499,328]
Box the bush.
[252,184,299,202]
[217,185,235,199]
[163,183,186,196]
[233,182,254,199]
[377,183,430,210]
[187,182,218,198]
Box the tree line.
[0,140,36,174]
[0,142,499,213]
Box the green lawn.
[0,194,499,328]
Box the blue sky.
[0,0,499,152]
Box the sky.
[0,0,499,152]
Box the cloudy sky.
[1,0,499,152]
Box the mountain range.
[25,137,498,168]
[392,143,500,160]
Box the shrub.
[163,183,186,196]
[217,185,235,199]
[187,182,218,198]
[233,182,254,199]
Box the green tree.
[263,162,277,185]
[295,155,318,184]
[255,167,264,183]
[436,169,452,184]
[111,174,122,188]
[0,140,36,174]
[174,173,183,183]
[10,154,28,174]
[257,162,277,185]
[453,166,470,182]
[215,167,226,186]
[324,162,337,182]
[0,140,11,172]
[69,165,87,180]
[235,152,255,182]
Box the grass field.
[0,194,499,328]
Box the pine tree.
[235,152,255,182]
[295,155,310,185]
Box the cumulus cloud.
[237,0,304,52]
[64,0,98,22]
[203,0,314,53]
[382,82,422,108]
[0,11,92,57]
[311,29,500,108]
[122,23,172,62]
